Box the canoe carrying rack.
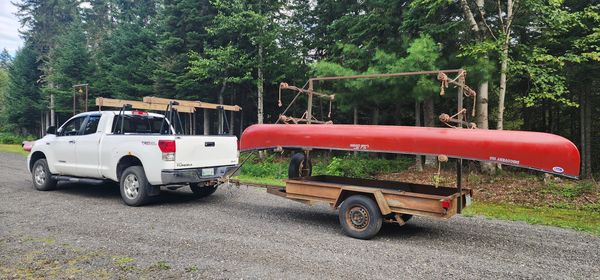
[274,69,479,213]
[95,97,242,135]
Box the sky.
[0,1,23,56]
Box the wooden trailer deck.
[232,175,472,239]
[267,175,472,219]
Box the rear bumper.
[161,165,239,185]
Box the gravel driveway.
[1,151,599,279]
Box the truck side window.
[82,115,101,135]
[58,117,85,136]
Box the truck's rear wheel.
[190,182,219,198]
[31,159,57,191]
[120,166,151,206]
[339,195,383,240]
[288,153,312,178]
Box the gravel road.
[1,151,599,279]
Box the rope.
[437,72,449,96]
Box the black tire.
[338,195,383,240]
[31,159,57,191]
[119,166,151,206]
[288,153,312,178]
[190,182,219,198]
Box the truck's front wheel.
[120,166,151,206]
[189,182,218,198]
[32,159,57,191]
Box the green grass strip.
[0,144,28,156]
[463,201,600,236]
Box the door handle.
[68,140,76,144]
[205,142,215,147]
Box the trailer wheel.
[288,153,312,178]
[339,195,383,239]
[190,182,219,198]
[120,166,151,206]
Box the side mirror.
[46,126,56,135]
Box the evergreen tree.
[95,23,159,100]
[154,0,216,98]
[2,45,43,134]
[45,21,93,113]
[0,49,13,69]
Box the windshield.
[112,115,170,134]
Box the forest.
[0,0,598,178]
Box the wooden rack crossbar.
[143,96,242,112]
[95,97,196,113]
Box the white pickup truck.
[27,110,239,206]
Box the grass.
[236,174,285,187]
[0,144,28,156]
[463,202,600,236]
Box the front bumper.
[161,165,239,185]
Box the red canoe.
[240,124,580,178]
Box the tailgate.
[174,136,238,169]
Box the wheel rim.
[346,205,370,231]
[34,165,46,186]
[123,174,139,199]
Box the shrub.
[0,132,35,144]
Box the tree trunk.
[497,43,508,130]
[203,109,210,136]
[229,91,236,136]
[460,0,480,33]
[257,43,264,125]
[497,0,514,131]
[218,81,226,135]
[476,82,489,129]
[580,85,592,179]
[372,107,379,125]
[423,97,436,166]
[415,101,423,172]
[353,106,358,125]
[50,93,55,126]
[477,81,495,173]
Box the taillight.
[441,199,451,210]
[158,140,176,161]
[132,110,148,116]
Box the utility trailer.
[236,123,580,239]
[253,175,472,239]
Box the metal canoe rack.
[95,96,242,135]
[274,69,479,213]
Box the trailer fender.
[334,189,392,216]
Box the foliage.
[2,44,43,134]
[239,152,412,180]
[2,0,599,175]
[0,133,35,145]
[324,155,413,178]
[94,23,158,100]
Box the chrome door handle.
[68,140,76,144]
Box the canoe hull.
[240,124,580,178]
